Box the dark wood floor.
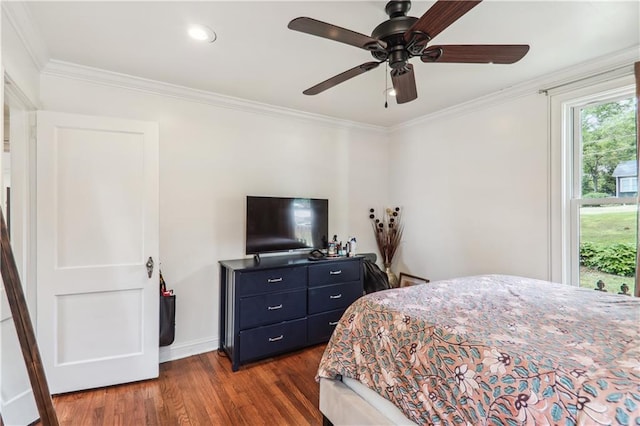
[50,345,326,425]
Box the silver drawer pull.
[329,321,339,326]
[267,277,283,283]
[268,335,284,342]
[267,304,283,311]
[329,270,342,275]
[329,294,342,299]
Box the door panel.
[55,128,145,268]
[55,289,143,364]
[37,111,159,394]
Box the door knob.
[146,257,154,278]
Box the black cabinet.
[307,309,344,345]
[238,318,307,363]
[219,255,363,371]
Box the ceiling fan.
[288,0,529,105]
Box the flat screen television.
[246,196,328,255]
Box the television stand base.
[253,253,261,264]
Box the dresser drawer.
[236,266,307,297]
[307,309,344,345]
[308,260,360,286]
[239,318,307,362]
[239,289,306,330]
[308,281,362,314]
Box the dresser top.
[219,254,362,271]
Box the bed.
[317,274,640,425]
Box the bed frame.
[319,377,416,425]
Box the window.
[620,177,637,193]
[567,91,637,296]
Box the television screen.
[246,196,328,255]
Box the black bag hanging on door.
[159,270,176,346]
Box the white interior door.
[36,111,159,394]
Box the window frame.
[619,177,637,194]
[549,73,636,286]
[567,91,638,287]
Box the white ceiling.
[24,1,640,127]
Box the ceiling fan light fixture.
[188,25,217,43]
[387,88,397,97]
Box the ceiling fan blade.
[406,0,482,42]
[303,62,381,96]
[391,64,417,104]
[421,45,530,64]
[289,17,386,51]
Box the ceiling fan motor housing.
[371,1,419,67]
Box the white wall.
[39,74,390,359]
[389,93,550,282]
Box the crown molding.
[1,1,50,71]
[41,60,388,134]
[4,72,39,110]
[389,46,640,133]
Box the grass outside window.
[579,204,637,295]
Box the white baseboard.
[159,337,219,364]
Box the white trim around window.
[549,74,636,285]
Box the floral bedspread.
[317,274,640,425]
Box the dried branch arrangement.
[368,207,403,265]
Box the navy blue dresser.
[219,255,363,371]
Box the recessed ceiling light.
[188,25,216,43]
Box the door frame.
[1,71,40,426]
[3,72,37,315]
